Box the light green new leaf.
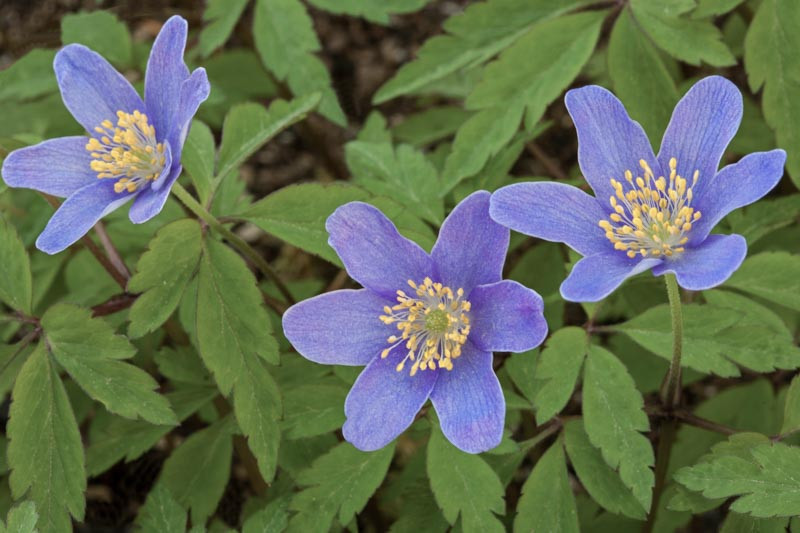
[675,441,800,517]
[61,10,132,68]
[198,0,249,57]
[216,95,321,184]
[533,327,587,425]
[630,0,736,66]
[725,252,800,312]
[8,344,85,533]
[0,49,57,101]
[41,304,177,425]
[306,0,427,24]
[0,215,31,313]
[252,0,345,124]
[0,502,38,533]
[514,438,579,533]
[196,238,279,395]
[744,0,800,185]
[583,346,654,510]
[427,426,505,533]
[564,419,647,520]
[289,442,395,531]
[128,219,203,338]
[182,121,216,205]
[137,484,187,533]
[161,416,236,525]
[608,8,679,145]
[781,374,800,435]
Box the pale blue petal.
[128,143,174,224]
[469,280,547,353]
[1,137,95,197]
[54,44,144,133]
[144,16,190,141]
[430,343,504,454]
[560,253,662,302]
[282,289,391,366]
[490,181,610,256]
[159,68,210,183]
[432,191,508,293]
[651,234,746,291]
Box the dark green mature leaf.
[0,49,57,101]
[427,426,505,533]
[61,10,132,68]
[564,420,647,520]
[137,484,187,533]
[720,513,789,533]
[243,498,290,533]
[0,501,38,533]
[608,8,679,144]
[252,0,345,125]
[675,441,800,517]
[198,0,249,57]
[583,346,654,510]
[726,195,800,245]
[289,442,395,531]
[533,327,587,424]
[781,375,800,435]
[392,106,472,146]
[8,344,85,533]
[0,216,31,314]
[161,416,236,525]
[282,383,348,439]
[196,238,279,394]
[216,95,321,184]
[630,0,736,66]
[307,0,427,23]
[725,252,800,312]
[345,141,444,223]
[127,219,203,338]
[182,120,216,205]
[744,0,800,186]
[41,304,177,425]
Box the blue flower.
[1,16,210,254]
[282,192,547,453]
[490,76,786,302]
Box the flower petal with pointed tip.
[560,254,662,302]
[1,137,95,197]
[144,15,190,140]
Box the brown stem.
[674,411,736,436]
[93,220,131,280]
[526,142,569,181]
[644,419,677,533]
[91,293,138,317]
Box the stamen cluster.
[379,277,471,376]
[85,110,166,193]
[599,157,702,258]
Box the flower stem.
[171,183,295,306]
[660,274,683,408]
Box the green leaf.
[533,327,587,424]
[137,484,187,533]
[0,49,57,101]
[182,121,216,205]
[0,502,38,533]
[608,8,679,145]
[582,345,654,510]
[127,219,203,338]
[781,374,800,435]
[161,415,236,524]
[726,195,800,246]
[630,0,736,66]
[242,498,289,533]
[564,419,647,520]
[427,426,505,533]
[282,382,348,439]
[306,0,427,24]
[198,0,249,57]
[392,106,471,147]
[196,238,279,394]
[0,215,31,313]
[41,304,177,425]
[675,441,800,517]
[252,0,345,125]
[514,438,579,533]
[289,442,395,531]
[724,252,800,312]
[216,95,321,183]
[61,10,132,68]
[345,141,444,223]
[694,0,747,18]
[744,0,800,186]
[8,344,85,533]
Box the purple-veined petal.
[343,346,437,451]
[282,289,391,366]
[565,85,661,204]
[468,280,547,353]
[560,253,662,302]
[36,180,134,254]
[690,150,786,243]
[657,76,742,201]
[651,234,746,291]
[489,181,610,256]
[326,202,433,299]
[160,68,210,182]
[128,143,174,224]
[429,342,504,454]
[144,16,190,142]
[1,137,95,197]
[432,191,508,293]
[54,44,144,134]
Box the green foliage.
[0,502,38,533]
[0,216,31,314]
[725,252,800,311]
[61,11,132,68]
[532,326,587,424]
[307,0,428,24]
[199,0,249,57]
[136,484,186,533]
